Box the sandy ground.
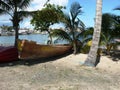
[0,53,120,90]
[53,54,120,73]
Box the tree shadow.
[0,51,72,67]
[109,50,120,61]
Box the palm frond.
[100,32,108,44]
[82,37,92,44]
[111,14,120,24]
[83,28,93,38]
[62,13,72,30]
[0,0,12,11]
[18,11,35,19]
[19,0,32,9]
[0,9,7,14]
[100,32,113,45]
[76,30,85,39]
[70,2,82,20]
[75,18,85,31]
[113,6,120,10]
[0,8,12,16]
[50,29,72,43]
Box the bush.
[80,40,92,54]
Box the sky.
[0,0,120,29]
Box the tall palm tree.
[0,0,33,47]
[61,2,84,54]
[84,0,102,67]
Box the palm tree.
[84,0,102,67]
[51,27,92,54]
[0,0,33,47]
[100,13,120,54]
[60,2,84,54]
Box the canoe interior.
[18,39,72,59]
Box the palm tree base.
[83,55,101,67]
[83,61,95,67]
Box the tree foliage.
[0,0,34,47]
[100,13,120,54]
[31,4,64,30]
[31,4,65,44]
[0,25,13,31]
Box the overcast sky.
[0,0,120,29]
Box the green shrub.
[80,45,90,54]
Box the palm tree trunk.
[73,39,77,54]
[13,6,20,47]
[12,18,19,47]
[72,30,77,54]
[14,25,19,47]
[84,0,102,67]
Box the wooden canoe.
[0,46,18,63]
[18,39,72,59]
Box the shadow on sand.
[0,52,72,67]
[109,50,120,61]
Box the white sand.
[52,53,120,73]
[0,53,120,90]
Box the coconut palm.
[0,0,34,47]
[84,0,103,67]
[100,13,120,54]
[68,2,84,54]
[54,2,84,54]
[51,27,93,54]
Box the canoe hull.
[0,46,18,63]
[19,40,72,59]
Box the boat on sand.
[0,46,18,63]
[18,39,72,59]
